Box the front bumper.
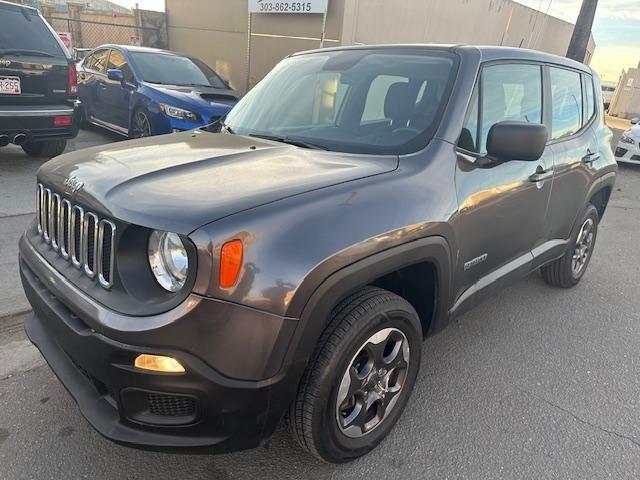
[20,234,303,452]
[0,102,80,141]
[148,105,229,135]
[614,140,640,164]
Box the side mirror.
[107,69,125,84]
[631,117,639,125]
[486,121,548,162]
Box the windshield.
[0,9,65,58]
[224,48,456,154]
[130,52,227,88]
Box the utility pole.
[566,0,598,62]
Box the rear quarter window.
[0,8,65,57]
[583,74,596,123]
[550,67,583,140]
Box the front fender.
[283,235,453,366]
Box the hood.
[625,124,640,139]
[146,83,239,110]
[38,131,398,234]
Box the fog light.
[134,354,185,373]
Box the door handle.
[582,152,600,164]
[529,169,554,182]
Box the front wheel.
[129,108,153,138]
[541,204,599,288]
[289,287,422,463]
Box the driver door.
[452,62,554,308]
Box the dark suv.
[0,1,79,158]
[20,45,616,463]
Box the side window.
[480,63,543,153]
[584,74,595,123]
[92,49,110,74]
[107,50,134,83]
[550,67,583,140]
[361,75,408,123]
[83,53,97,70]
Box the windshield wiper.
[0,49,55,58]
[248,133,328,150]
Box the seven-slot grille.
[36,183,116,289]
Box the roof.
[292,44,592,74]
[0,0,37,13]
[96,44,177,55]
[461,45,591,73]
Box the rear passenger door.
[453,62,554,302]
[79,48,110,122]
[545,67,600,242]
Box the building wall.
[340,0,594,61]
[166,0,595,93]
[609,67,640,119]
[166,0,345,91]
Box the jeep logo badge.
[0,59,11,67]
[64,175,84,193]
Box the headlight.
[620,134,635,145]
[159,103,199,122]
[148,230,188,292]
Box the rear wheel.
[541,204,599,287]
[289,287,422,463]
[21,139,67,158]
[78,106,92,129]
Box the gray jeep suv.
[20,45,616,463]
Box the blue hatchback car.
[77,45,239,138]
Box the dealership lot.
[2,124,640,478]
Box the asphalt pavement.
[1,123,639,479]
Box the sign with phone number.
[248,0,328,13]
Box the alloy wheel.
[572,217,595,276]
[132,111,152,138]
[335,327,410,438]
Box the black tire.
[541,204,599,288]
[289,286,422,463]
[129,108,153,138]
[21,139,67,158]
[78,106,92,129]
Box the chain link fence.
[48,16,165,51]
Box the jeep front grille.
[36,183,116,289]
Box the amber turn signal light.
[134,354,185,373]
[220,239,243,288]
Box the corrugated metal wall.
[166,0,595,94]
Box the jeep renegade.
[20,45,616,463]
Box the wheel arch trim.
[283,236,453,369]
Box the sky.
[515,0,640,83]
[109,0,638,84]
